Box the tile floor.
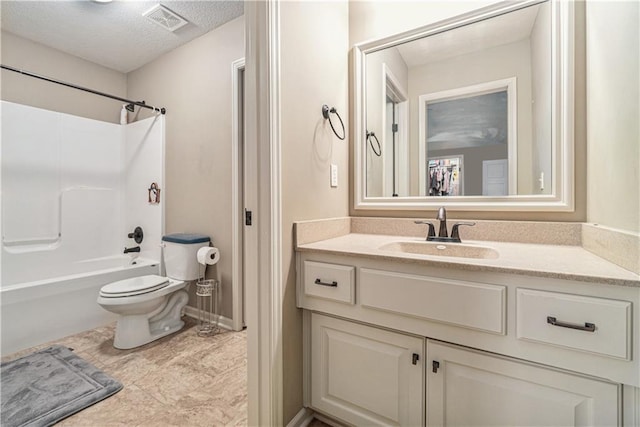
[2,317,248,426]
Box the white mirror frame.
[353,0,575,212]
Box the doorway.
[482,158,509,196]
[383,64,409,197]
[232,58,246,331]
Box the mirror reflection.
[365,1,552,198]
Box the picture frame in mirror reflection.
[353,0,575,212]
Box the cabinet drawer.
[304,261,355,304]
[360,268,506,334]
[517,288,632,360]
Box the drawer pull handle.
[547,316,596,332]
[315,278,338,287]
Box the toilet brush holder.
[195,279,220,336]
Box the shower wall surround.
[1,101,163,286]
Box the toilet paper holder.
[196,279,220,337]
[197,246,220,266]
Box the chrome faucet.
[436,206,448,238]
[415,206,476,243]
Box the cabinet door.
[311,313,424,426]
[426,340,619,426]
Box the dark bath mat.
[1,345,122,427]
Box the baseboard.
[183,306,235,331]
[286,407,314,427]
[313,412,347,427]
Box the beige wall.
[127,16,245,319]
[349,0,587,222]
[0,31,127,123]
[280,1,350,423]
[586,1,640,233]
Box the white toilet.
[97,233,210,349]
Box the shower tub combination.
[0,257,158,356]
[1,101,165,357]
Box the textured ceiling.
[0,0,244,73]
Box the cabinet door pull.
[547,316,596,332]
[314,278,338,287]
[432,360,440,373]
[412,353,420,365]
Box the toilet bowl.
[98,233,210,349]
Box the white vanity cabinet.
[310,314,424,426]
[297,253,640,426]
[426,340,620,426]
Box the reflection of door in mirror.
[419,79,516,196]
[482,159,509,196]
[366,51,409,197]
[384,76,409,197]
[385,97,397,196]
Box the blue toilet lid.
[100,275,169,297]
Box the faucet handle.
[450,222,476,242]
[414,220,436,240]
[127,226,144,244]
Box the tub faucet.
[124,246,141,254]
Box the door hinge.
[412,353,420,365]
[432,360,440,373]
[392,123,398,133]
[245,209,252,226]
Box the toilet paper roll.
[197,247,220,266]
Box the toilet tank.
[161,233,211,281]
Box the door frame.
[245,1,283,425]
[231,57,245,332]
[382,63,409,197]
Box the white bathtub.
[0,257,159,356]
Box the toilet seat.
[100,275,169,298]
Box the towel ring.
[366,131,382,157]
[322,104,345,140]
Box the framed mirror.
[353,0,575,211]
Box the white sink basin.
[379,241,499,259]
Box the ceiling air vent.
[143,4,189,32]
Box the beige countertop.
[296,233,640,288]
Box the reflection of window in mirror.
[419,79,517,197]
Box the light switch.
[330,164,338,187]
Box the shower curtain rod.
[1,64,166,115]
